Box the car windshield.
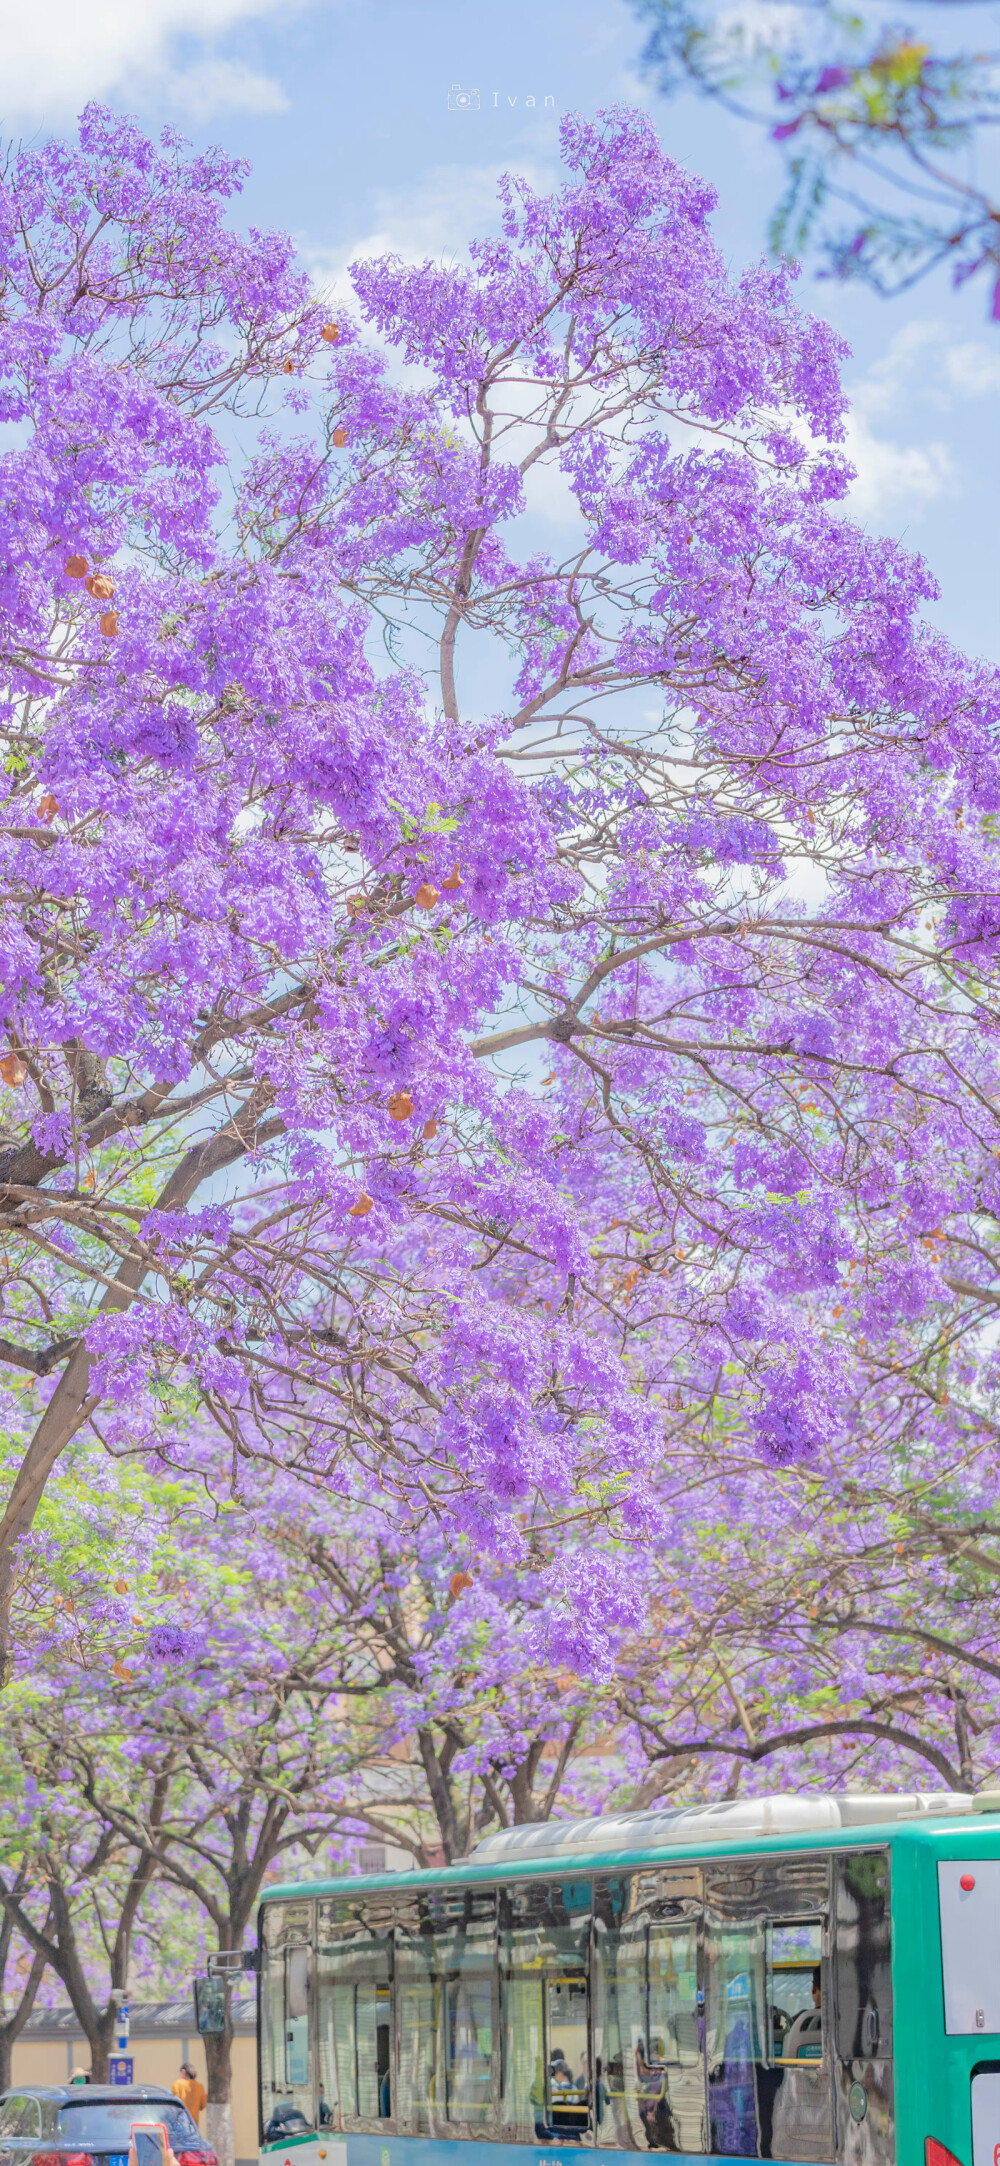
[55,2105,199,2145]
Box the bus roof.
[259,1789,1000,1907]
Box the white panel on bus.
[939,1861,1000,2033]
[972,2070,1000,2166]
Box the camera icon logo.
[447,83,480,111]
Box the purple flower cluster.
[0,98,996,1678]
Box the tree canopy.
[1,104,998,1682]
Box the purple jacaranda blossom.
[0,95,995,1690]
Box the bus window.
[765,1921,834,2164]
[832,1853,894,2166]
[499,1880,591,2144]
[316,1896,394,2130]
[834,1853,892,2062]
[286,1946,310,2085]
[768,1923,823,2064]
[260,1902,315,2142]
[394,1888,495,2138]
[593,1870,706,2154]
[704,1883,766,2160]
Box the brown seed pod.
[85,573,114,601]
[388,1090,413,1122]
[64,554,88,579]
[449,1569,474,1598]
[38,793,58,824]
[0,1053,27,1087]
[321,321,340,343]
[347,1192,374,1218]
[414,882,439,910]
[282,357,296,374]
[422,1118,438,1140]
[112,1661,134,1683]
[441,867,462,890]
[99,611,119,638]
[114,1578,129,1595]
[332,426,348,448]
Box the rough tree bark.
[0,1882,50,2091]
[0,1822,160,2079]
[204,2001,235,2166]
[0,1100,282,1675]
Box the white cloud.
[849,316,1000,417]
[945,341,1000,398]
[851,319,942,418]
[164,57,289,117]
[843,411,953,516]
[308,159,553,301]
[839,316,999,518]
[0,0,307,119]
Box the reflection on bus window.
[832,1852,894,2166]
[835,1853,893,2062]
[286,1945,309,2086]
[594,1871,707,2153]
[317,1896,394,2128]
[499,1880,591,2144]
[705,1915,766,2160]
[395,1888,494,2137]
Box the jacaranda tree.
[1,101,998,1670]
[609,1424,1000,1802]
[0,1456,366,2144]
[0,1456,626,2147]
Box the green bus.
[256,1789,1000,2166]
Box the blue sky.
[12,0,998,661]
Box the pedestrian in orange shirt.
[171,2067,207,2124]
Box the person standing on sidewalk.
[172,2067,207,2125]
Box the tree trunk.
[417,1727,461,1862]
[204,2021,234,2166]
[79,2001,124,2085]
[0,1846,155,2090]
[0,1944,47,2089]
[0,1096,281,1676]
[952,1688,975,1789]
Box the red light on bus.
[960,1873,976,1891]
[926,2139,964,2166]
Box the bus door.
[316,1896,393,2129]
[972,2072,1000,2166]
[355,1979,392,2117]
[260,1903,316,2141]
[499,1879,592,2144]
[545,1971,590,2136]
